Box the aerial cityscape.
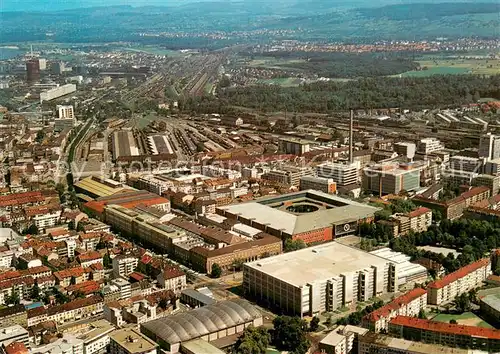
[0,0,499,353]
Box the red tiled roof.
[0,270,22,282]
[427,258,490,289]
[24,265,51,276]
[162,266,185,280]
[0,191,44,208]
[129,272,145,282]
[365,288,427,322]
[47,295,102,316]
[77,251,102,263]
[0,276,34,290]
[407,207,431,218]
[140,254,153,265]
[54,267,85,281]
[37,275,56,285]
[4,342,28,354]
[90,263,104,271]
[460,186,490,199]
[390,316,500,340]
[66,280,100,295]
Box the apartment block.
[112,255,138,278]
[427,258,491,305]
[362,163,421,195]
[299,176,337,194]
[316,162,358,186]
[362,288,427,332]
[418,138,444,154]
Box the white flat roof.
[245,242,389,287]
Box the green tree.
[68,220,75,230]
[284,239,307,252]
[233,326,270,354]
[24,224,39,235]
[272,316,309,354]
[310,316,320,331]
[232,258,245,271]
[450,319,458,324]
[103,253,112,269]
[453,293,471,313]
[6,291,20,305]
[417,309,427,319]
[31,283,41,301]
[35,130,45,143]
[211,263,222,278]
[77,223,85,232]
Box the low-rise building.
[319,325,368,354]
[362,288,427,332]
[479,288,500,327]
[427,258,491,305]
[180,289,216,308]
[77,319,115,354]
[157,267,186,293]
[109,328,157,354]
[388,316,500,352]
[0,325,29,349]
[299,176,337,194]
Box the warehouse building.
[217,190,379,244]
[243,242,399,317]
[140,299,262,354]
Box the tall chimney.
[349,109,354,164]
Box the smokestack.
[349,109,354,164]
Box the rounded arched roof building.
[140,299,263,353]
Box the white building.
[109,328,157,354]
[319,325,368,354]
[31,334,83,354]
[243,242,398,317]
[0,325,29,349]
[40,84,76,102]
[157,267,186,293]
[394,142,416,160]
[111,278,132,300]
[32,210,62,230]
[317,162,359,186]
[0,248,14,269]
[57,105,75,119]
[112,255,138,278]
[479,133,500,160]
[418,138,444,154]
[77,320,115,354]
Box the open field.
[430,312,494,329]
[247,57,307,70]
[256,77,303,87]
[417,245,461,257]
[398,58,500,77]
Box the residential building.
[111,278,132,300]
[449,156,481,173]
[46,295,104,325]
[77,319,115,354]
[362,163,421,195]
[479,133,500,160]
[299,176,337,194]
[391,207,432,236]
[109,328,157,354]
[157,267,186,293]
[31,334,83,354]
[358,331,479,354]
[473,174,500,195]
[427,258,491,305]
[388,316,500,352]
[0,305,27,329]
[112,255,138,278]
[362,288,427,332]
[319,325,368,354]
[418,138,444,154]
[57,105,75,119]
[243,242,399,317]
[316,162,358,186]
[0,326,29,349]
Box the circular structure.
[286,203,319,214]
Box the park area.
[399,57,500,77]
[430,312,493,329]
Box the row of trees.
[336,299,385,326]
[180,75,500,114]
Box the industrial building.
[278,137,312,155]
[112,130,140,160]
[362,162,421,195]
[74,176,132,200]
[140,299,263,354]
[243,242,399,317]
[217,190,379,243]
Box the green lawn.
[256,77,303,87]
[398,66,469,77]
[431,312,494,329]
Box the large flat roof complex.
[245,241,388,287]
[218,190,379,242]
[243,242,398,316]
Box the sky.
[0,0,211,12]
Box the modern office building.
[217,190,379,244]
[299,176,337,194]
[243,242,399,317]
[388,316,500,352]
[449,156,482,173]
[362,163,421,195]
[26,59,40,82]
[0,325,29,349]
[40,84,76,102]
[109,328,157,354]
[316,162,359,186]
[261,166,314,187]
[140,299,262,354]
[427,258,491,305]
[417,138,444,154]
[479,133,500,160]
